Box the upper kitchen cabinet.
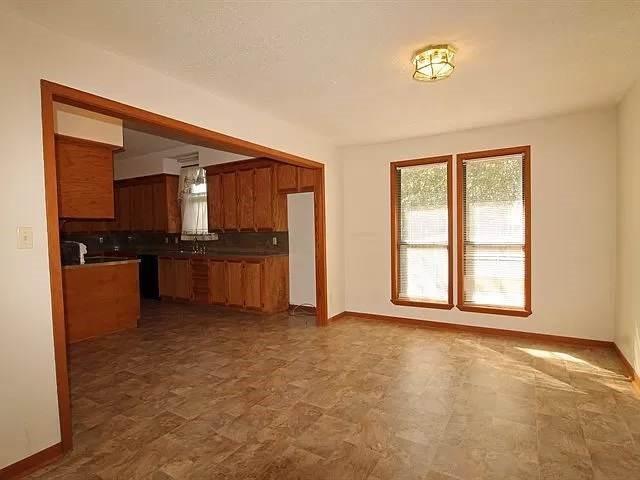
[117,174,181,233]
[55,134,118,219]
[276,163,317,193]
[62,174,180,234]
[205,158,286,232]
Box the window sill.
[391,298,454,310]
[457,304,532,317]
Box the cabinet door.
[208,260,227,305]
[226,261,243,307]
[237,169,254,230]
[254,166,274,230]
[130,184,144,231]
[56,137,115,219]
[243,261,262,310]
[117,185,132,231]
[207,173,223,231]
[173,259,192,300]
[191,258,209,304]
[222,172,238,230]
[276,163,298,193]
[165,175,181,234]
[140,183,154,231]
[298,167,316,192]
[152,180,168,232]
[158,258,175,298]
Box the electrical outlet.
[272,236,278,246]
[17,226,33,249]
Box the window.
[179,166,209,238]
[390,156,453,309]
[457,146,531,316]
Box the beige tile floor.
[29,301,640,479]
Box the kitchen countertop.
[95,248,288,260]
[62,258,141,270]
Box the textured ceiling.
[118,128,188,160]
[10,1,640,145]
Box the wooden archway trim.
[40,79,329,455]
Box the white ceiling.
[118,128,187,160]
[10,1,640,145]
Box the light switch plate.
[17,226,33,249]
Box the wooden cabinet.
[152,181,168,231]
[63,174,181,234]
[222,172,238,230]
[191,258,209,304]
[208,261,227,305]
[276,164,298,193]
[114,185,131,231]
[254,166,273,230]
[237,169,254,230]
[63,261,140,343]
[159,257,192,300]
[173,259,192,301]
[298,167,316,192]
[161,255,288,314]
[206,158,287,232]
[207,173,223,231]
[243,261,262,310]
[276,163,317,194]
[140,183,155,231]
[56,135,117,219]
[158,257,175,298]
[226,261,244,307]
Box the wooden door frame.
[40,80,329,453]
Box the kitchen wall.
[0,7,341,469]
[54,102,123,146]
[288,192,316,306]
[114,143,250,180]
[339,108,617,341]
[616,79,640,374]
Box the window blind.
[396,160,450,304]
[461,153,527,310]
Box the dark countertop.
[92,248,288,260]
[62,257,141,270]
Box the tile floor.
[29,301,640,479]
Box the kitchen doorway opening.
[40,80,329,454]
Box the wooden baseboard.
[330,310,614,347]
[328,311,349,323]
[614,343,640,394]
[0,443,63,480]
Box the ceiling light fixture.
[412,44,456,82]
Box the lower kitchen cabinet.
[173,259,192,300]
[158,257,191,301]
[226,261,244,307]
[160,255,288,313]
[243,261,262,310]
[208,261,227,305]
[158,257,175,298]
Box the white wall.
[616,80,640,373]
[287,192,316,306]
[115,144,250,180]
[0,8,342,469]
[53,102,123,146]
[340,108,617,341]
[114,145,193,179]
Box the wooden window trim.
[390,155,454,309]
[456,145,532,317]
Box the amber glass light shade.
[413,44,456,82]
